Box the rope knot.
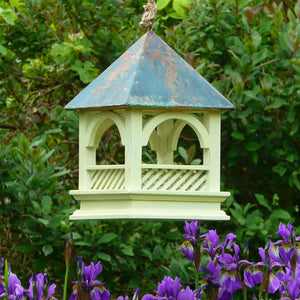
[140,0,157,29]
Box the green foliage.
[0,132,74,280]
[157,0,191,19]
[0,0,299,297]
[162,0,300,248]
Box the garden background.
[0,0,299,298]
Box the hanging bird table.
[65,1,235,220]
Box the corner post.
[124,109,143,190]
[203,111,221,192]
[79,112,96,190]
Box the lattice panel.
[141,168,207,191]
[90,169,125,190]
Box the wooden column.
[124,109,143,190]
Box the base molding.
[69,190,230,221]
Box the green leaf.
[18,135,29,155]
[10,0,25,8]
[229,203,246,225]
[42,244,53,256]
[173,0,190,17]
[252,31,262,49]
[207,38,214,51]
[141,248,153,260]
[38,149,55,165]
[98,233,118,244]
[292,171,300,190]
[270,209,292,221]
[75,241,93,247]
[121,244,134,256]
[290,119,299,136]
[96,252,111,262]
[265,98,286,110]
[252,48,268,65]
[272,164,287,177]
[287,107,296,123]
[156,0,172,10]
[70,60,98,84]
[283,33,294,52]
[0,44,7,56]
[273,10,283,27]
[245,141,260,152]
[255,193,271,211]
[187,144,196,164]
[178,146,188,163]
[0,8,17,25]
[37,218,49,226]
[191,158,201,165]
[231,132,244,140]
[41,195,52,214]
[243,86,261,101]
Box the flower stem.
[195,269,199,290]
[243,289,247,300]
[4,260,8,300]
[63,264,70,300]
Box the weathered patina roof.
[65,31,234,111]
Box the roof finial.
[140,0,157,29]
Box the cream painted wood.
[156,120,174,164]
[69,190,230,220]
[124,109,142,190]
[141,164,209,170]
[79,112,96,190]
[141,111,210,149]
[87,111,126,147]
[140,167,207,191]
[71,108,230,220]
[203,111,221,192]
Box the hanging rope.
[140,0,157,29]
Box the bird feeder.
[65,31,235,220]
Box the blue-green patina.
[65,31,234,111]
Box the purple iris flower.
[204,260,222,283]
[177,286,197,300]
[118,288,139,300]
[223,233,238,251]
[90,287,110,300]
[0,257,3,273]
[204,242,251,297]
[201,230,222,259]
[279,245,296,265]
[82,261,104,290]
[0,278,6,298]
[141,295,155,300]
[8,273,21,294]
[183,221,199,246]
[286,278,300,299]
[278,266,300,299]
[244,267,263,288]
[249,247,284,294]
[181,240,194,261]
[276,222,294,244]
[217,289,233,300]
[7,273,28,299]
[154,276,182,298]
[28,273,56,300]
[69,259,106,300]
[201,230,237,259]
